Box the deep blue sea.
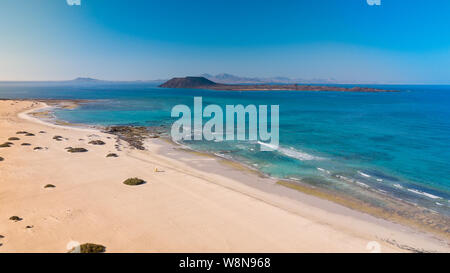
[1,82,449,215]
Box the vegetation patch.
[89,140,106,145]
[8,137,20,141]
[106,153,118,158]
[25,133,35,136]
[0,143,12,148]
[44,184,56,188]
[33,147,43,150]
[39,131,46,134]
[21,143,31,146]
[0,157,3,161]
[16,131,28,134]
[53,135,63,141]
[123,177,146,186]
[9,216,22,222]
[67,147,88,153]
[70,243,106,253]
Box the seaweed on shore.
[123,177,146,186]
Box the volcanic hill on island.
[159,77,395,92]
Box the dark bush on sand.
[9,216,22,222]
[106,153,118,158]
[25,133,35,136]
[44,184,56,188]
[0,143,12,148]
[69,243,106,253]
[33,147,43,150]
[123,177,146,186]
[53,136,63,141]
[67,147,88,153]
[16,131,28,134]
[21,143,31,146]
[89,140,105,145]
[8,137,20,141]
[0,157,3,161]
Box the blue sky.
[1,0,449,83]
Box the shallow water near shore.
[1,83,450,219]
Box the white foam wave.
[406,188,442,200]
[258,142,323,161]
[358,171,371,178]
[317,167,331,174]
[356,181,370,188]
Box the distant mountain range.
[0,74,380,85]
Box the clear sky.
[1,0,449,83]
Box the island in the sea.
[159,77,396,92]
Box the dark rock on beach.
[104,126,150,150]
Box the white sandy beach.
[0,100,449,253]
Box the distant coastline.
[159,77,397,92]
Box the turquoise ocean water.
[1,83,449,215]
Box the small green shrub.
[16,131,28,134]
[21,143,31,146]
[0,143,11,148]
[70,243,106,253]
[9,216,22,222]
[25,133,35,136]
[123,177,146,186]
[44,184,56,188]
[67,147,88,153]
[89,140,106,145]
[8,137,20,141]
[106,153,118,158]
